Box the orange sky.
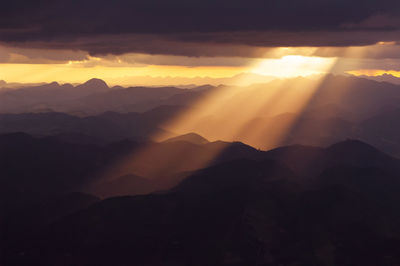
[1,43,400,85]
[0,54,337,85]
[347,69,400,77]
[0,63,247,84]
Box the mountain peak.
[78,78,109,90]
[163,132,209,145]
[327,139,379,154]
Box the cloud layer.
[1,0,400,57]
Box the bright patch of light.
[251,55,336,77]
[347,69,400,77]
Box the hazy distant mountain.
[106,72,276,86]
[163,132,209,145]
[91,139,264,191]
[238,75,400,121]
[0,107,181,141]
[224,111,354,150]
[75,78,109,92]
[0,80,47,89]
[306,75,400,120]
[359,108,400,142]
[0,76,314,114]
[2,101,400,158]
[70,85,190,114]
[3,75,400,157]
[1,75,400,120]
[158,75,400,154]
[356,73,400,85]
[0,79,215,115]
[358,108,400,157]
[0,79,111,113]
[265,139,400,178]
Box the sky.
[1,0,400,85]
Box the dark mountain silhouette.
[7,139,400,265]
[0,78,209,115]
[175,158,294,195]
[91,174,154,198]
[0,130,398,203]
[356,73,400,85]
[0,108,181,142]
[298,75,400,121]
[71,86,189,114]
[358,108,400,157]
[1,191,100,264]
[0,132,265,202]
[264,139,400,178]
[75,78,109,92]
[0,132,107,202]
[91,139,264,190]
[163,132,209,145]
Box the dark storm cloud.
[1,0,400,56]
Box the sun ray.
[93,55,339,189]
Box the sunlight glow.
[0,63,247,85]
[0,54,336,86]
[94,55,339,189]
[251,55,336,77]
[347,69,400,77]
[155,56,337,143]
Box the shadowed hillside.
[4,139,400,265]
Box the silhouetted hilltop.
[265,139,400,178]
[357,108,400,156]
[0,131,397,202]
[326,139,400,171]
[2,75,400,119]
[175,159,294,195]
[327,139,381,156]
[76,78,109,91]
[164,132,209,145]
[0,132,263,203]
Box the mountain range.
[3,74,400,265]
[2,133,400,265]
